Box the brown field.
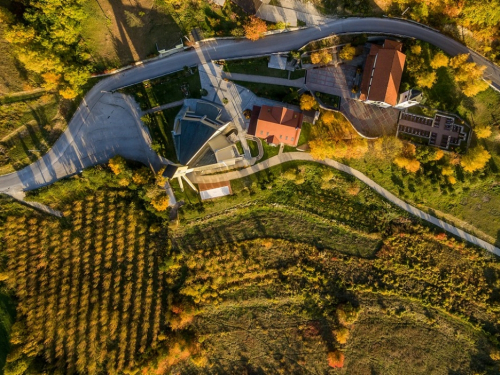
[81,0,183,69]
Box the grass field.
[80,0,182,69]
[0,94,66,175]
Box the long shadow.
[105,0,183,65]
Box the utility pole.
[402,7,410,16]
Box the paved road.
[189,152,500,256]
[1,17,499,193]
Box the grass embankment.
[119,67,202,111]
[0,93,66,175]
[141,106,181,163]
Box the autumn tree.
[371,136,403,159]
[475,125,492,139]
[339,44,356,60]
[460,145,491,172]
[410,44,422,55]
[310,49,332,65]
[109,156,128,175]
[327,350,345,368]
[151,194,170,211]
[243,16,267,41]
[430,52,449,69]
[416,71,437,89]
[4,0,91,98]
[300,94,316,111]
[450,54,489,97]
[393,142,420,173]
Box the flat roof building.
[397,112,469,150]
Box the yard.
[314,91,341,110]
[140,106,181,163]
[119,67,202,110]
[232,81,301,105]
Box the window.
[260,130,263,135]
[280,135,282,139]
[267,132,269,136]
[291,137,294,141]
[285,136,288,140]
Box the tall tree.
[243,16,267,41]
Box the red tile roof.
[254,105,303,146]
[360,40,406,106]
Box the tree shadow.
[105,0,183,66]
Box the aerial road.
[0,16,499,193]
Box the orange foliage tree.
[327,350,345,368]
[243,16,267,41]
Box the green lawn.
[233,81,301,105]
[141,106,181,163]
[223,57,289,79]
[315,91,341,110]
[247,139,260,157]
[119,67,202,111]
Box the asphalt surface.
[1,17,499,193]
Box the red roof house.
[248,105,303,146]
[359,40,406,108]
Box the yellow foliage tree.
[59,87,77,99]
[372,136,403,159]
[416,71,437,89]
[151,194,170,212]
[430,52,449,69]
[300,94,316,111]
[334,327,350,344]
[339,44,356,60]
[108,156,127,175]
[394,156,421,173]
[132,167,151,185]
[441,165,455,176]
[243,16,267,41]
[310,49,332,65]
[450,54,489,97]
[320,110,335,125]
[411,45,422,55]
[475,125,492,139]
[460,145,491,172]
[433,149,445,161]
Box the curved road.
[190,152,500,256]
[1,17,499,193]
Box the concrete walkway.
[189,152,500,256]
[142,99,184,115]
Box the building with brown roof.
[248,105,303,146]
[359,40,407,108]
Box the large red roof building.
[359,40,406,108]
[248,105,303,146]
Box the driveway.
[1,17,499,192]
